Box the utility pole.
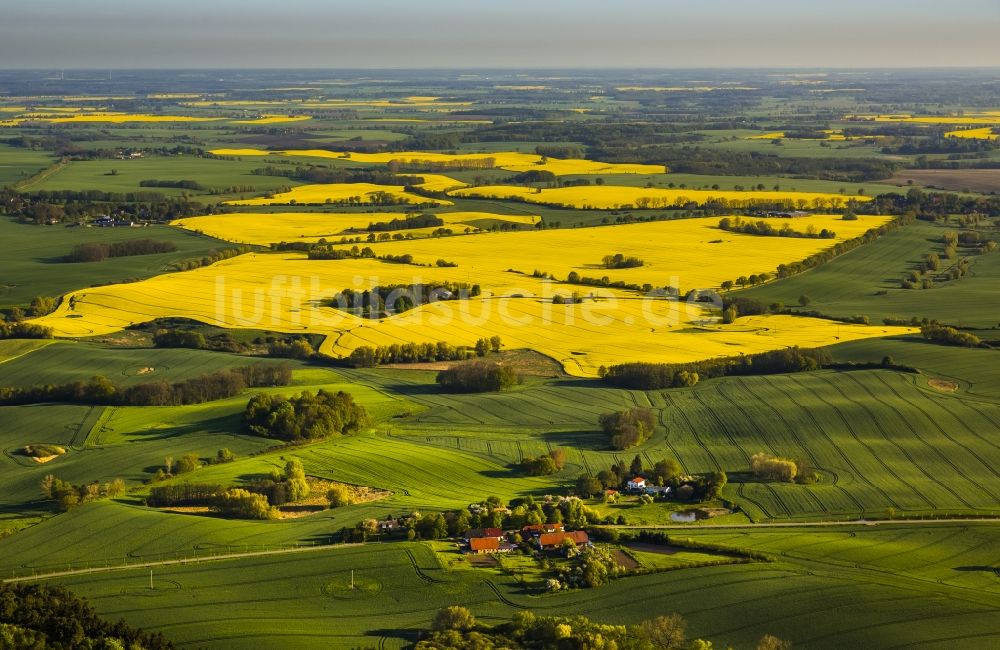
[350,569,355,590]
[149,569,154,590]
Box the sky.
[1,0,998,69]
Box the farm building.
[521,523,565,536]
[464,528,503,541]
[626,477,647,490]
[537,530,590,550]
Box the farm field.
[207,148,667,175]
[25,155,299,197]
[28,216,913,375]
[28,523,1000,650]
[172,211,540,244]
[0,219,231,309]
[451,184,871,209]
[226,182,454,207]
[1,66,1000,649]
[743,219,1000,328]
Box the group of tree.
[0,321,54,340]
[920,324,984,348]
[40,474,126,511]
[305,244,420,266]
[365,212,443,232]
[245,459,311,506]
[602,252,645,269]
[599,407,656,449]
[329,281,480,318]
[574,455,726,503]
[139,179,204,190]
[0,364,291,407]
[599,347,832,390]
[519,448,567,476]
[417,607,790,650]
[0,583,174,649]
[750,452,819,484]
[436,359,521,393]
[718,216,835,239]
[243,389,371,441]
[267,336,316,359]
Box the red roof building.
[469,537,501,553]
[537,530,590,550]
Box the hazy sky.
[2,0,998,69]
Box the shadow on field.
[953,565,1000,573]
[542,429,608,451]
[125,415,244,442]
[368,629,419,645]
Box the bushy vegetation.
[329,281,481,318]
[348,337,500,367]
[416,608,788,650]
[920,324,984,348]
[520,448,567,476]
[0,322,53,340]
[599,407,656,449]
[366,212,444,232]
[436,360,520,393]
[40,474,126,511]
[601,252,645,269]
[244,389,371,441]
[0,583,173,649]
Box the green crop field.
[29,522,999,649]
[0,219,233,308]
[26,155,301,199]
[0,144,56,187]
[1,66,1000,649]
[742,219,1000,328]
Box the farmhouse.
[521,523,565,536]
[626,477,647,490]
[464,528,503,541]
[537,530,590,550]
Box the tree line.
[0,188,210,224]
[718,216,835,239]
[0,322,53,340]
[0,364,291,407]
[65,238,178,262]
[599,347,832,390]
[348,336,501,368]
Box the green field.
[743,219,1000,328]
[0,144,56,187]
[28,522,999,649]
[0,219,232,308]
[25,155,300,200]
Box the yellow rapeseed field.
[451,185,870,209]
[30,216,911,375]
[224,183,454,207]
[206,148,667,175]
[945,127,998,141]
[171,211,540,245]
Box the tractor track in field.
[732,377,865,515]
[838,373,974,510]
[857,373,1000,506]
